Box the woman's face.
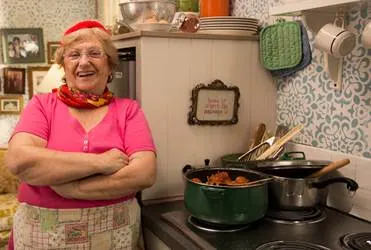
[63,37,111,94]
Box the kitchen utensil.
[252,160,358,210]
[269,124,289,159]
[246,123,266,160]
[245,123,266,161]
[182,166,269,225]
[256,123,304,160]
[238,136,276,161]
[308,158,350,178]
[260,20,302,70]
[270,21,312,78]
[361,20,371,48]
[314,16,356,58]
[119,0,177,31]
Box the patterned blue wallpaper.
[232,0,371,158]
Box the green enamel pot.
[183,167,270,225]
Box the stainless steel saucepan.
[252,159,358,210]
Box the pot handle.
[201,186,225,199]
[312,177,359,191]
[182,164,193,174]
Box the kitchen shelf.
[269,0,363,16]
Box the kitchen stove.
[255,240,331,249]
[265,207,327,224]
[340,233,371,249]
[188,216,253,232]
[159,202,371,250]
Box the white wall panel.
[118,36,276,200]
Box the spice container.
[200,0,229,17]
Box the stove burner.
[187,216,251,233]
[266,207,326,224]
[340,232,371,250]
[256,240,331,250]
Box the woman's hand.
[99,148,129,175]
[51,182,78,199]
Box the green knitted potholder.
[260,21,302,70]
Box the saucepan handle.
[312,177,359,191]
[182,164,193,174]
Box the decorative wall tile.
[288,142,371,220]
[234,0,370,159]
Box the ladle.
[307,158,350,178]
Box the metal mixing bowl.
[119,0,177,31]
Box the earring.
[107,74,113,83]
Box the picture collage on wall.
[0,28,61,115]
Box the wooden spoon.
[307,158,350,178]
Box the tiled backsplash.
[286,143,371,221]
[232,0,371,159]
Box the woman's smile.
[76,70,96,78]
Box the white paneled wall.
[117,36,277,200]
[286,143,371,221]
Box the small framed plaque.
[188,79,240,126]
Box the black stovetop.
[141,200,371,250]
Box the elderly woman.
[5,20,156,250]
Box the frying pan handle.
[312,177,359,191]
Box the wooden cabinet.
[112,31,276,201]
[270,0,363,16]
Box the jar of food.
[200,0,229,17]
[176,0,199,12]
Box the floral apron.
[12,198,144,250]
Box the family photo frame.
[27,66,50,99]
[47,41,60,64]
[1,28,45,64]
[188,79,240,126]
[3,67,26,95]
[0,95,23,114]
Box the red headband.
[64,20,110,36]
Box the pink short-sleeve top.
[11,93,156,209]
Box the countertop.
[112,30,259,41]
[141,199,371,250]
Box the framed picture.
[0,95,23,114]
[27,66,50,99]
[188,79,240,126]
[0,28,45,64]
[3,67,26,94]
[47,41,60,64]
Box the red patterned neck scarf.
[53,84,113,109]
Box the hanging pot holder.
[260,20,302,70]
[270,21,312,78]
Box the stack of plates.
[199,16,259,36]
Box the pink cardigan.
[11,93,156,208]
